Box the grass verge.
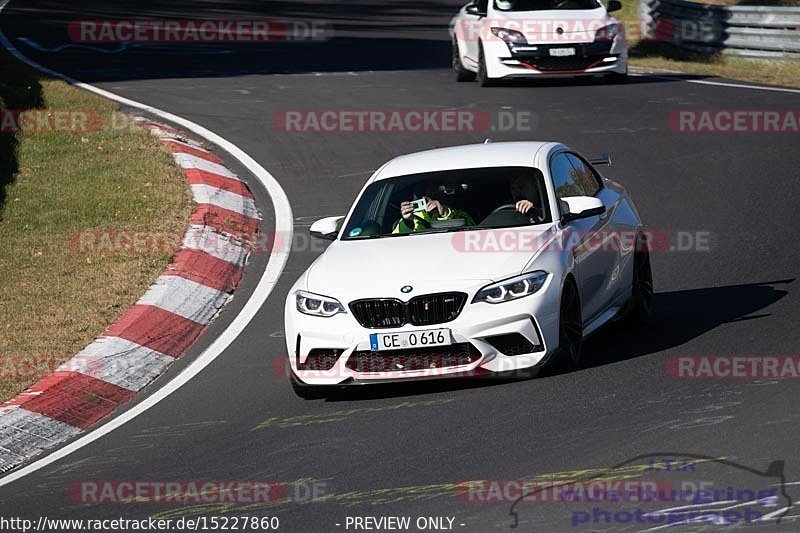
[0,47,193,402]
[619,0,800,88]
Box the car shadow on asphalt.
[581,278,794,370]
[321,279,794,402]
[475,72,713,89]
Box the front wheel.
[477,45,497,87]
[452,39,476,82]
[628,233,654,323]
[555,280,583,370]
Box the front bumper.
[484,37,628,79]
[284,278,562,386]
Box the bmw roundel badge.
[401,285,413,294]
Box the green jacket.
[391,206,475,234]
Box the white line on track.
[0,0,293,487]
[630,70,800,95]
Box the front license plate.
[369,329,451,352]
[549,47,576,57]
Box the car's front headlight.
[491,27,528,45]
[595,23,622,42]
[296,290,346,317]
[473,271,549,304]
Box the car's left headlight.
[473,271,549,304]
[595,23,622,42]
[491,27,528,45]
[296,290,346,317]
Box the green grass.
[0,48,193,401]
[618,0,800,88]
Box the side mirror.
[466,4,487,16]
[588,152,612,167]
[309,216,344,240]
[607,0,622,13]
[560,196,606,223]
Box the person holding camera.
[392,185,474,234]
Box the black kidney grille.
[349,299,405,328]
[349,293,467,329]
[407,293,466,326]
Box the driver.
[509,174,545,223]
[392,184,475,234]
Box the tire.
[452,39,475,82]
[628,232,654,324]
[290,372,328,400]
[477,44,497,87]
[554,279,583,370]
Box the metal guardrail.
[639,0,800,60]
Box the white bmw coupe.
[284,141,651,397]
[450,0,628,85]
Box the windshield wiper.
[344,224,541,240]
[423,224,538,234]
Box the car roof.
[373,141,563,181]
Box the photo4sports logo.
[507,453,792,529]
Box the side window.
[566,154,602,196]
[550,153,585,201]
[476,0,489,13]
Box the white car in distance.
[451,0,628,86]
[284,141,651,398]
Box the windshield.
[494,0,601,11]
[341,166,551,240]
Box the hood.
[305,226,556,301]
[492,7,613,42]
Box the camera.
[410,198,428,212]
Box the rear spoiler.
[589,153,612,167]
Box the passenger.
[392,184,475,234]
